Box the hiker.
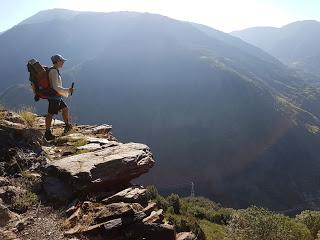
[44,54,74,141]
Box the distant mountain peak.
[231,19,320,75]
[18,8,81,26]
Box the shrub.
[0,103,5,111]
[146,185,159,200]
[12,191,38,213]
[21,170,42,193]
[227,206,312,240]
[18,106,37,127]
[0,103,6,120]
[75,149,89,155]
[296,210,320,238]
[199,219,227,240]
[180,197,232,224]
[182,197,221,210]
[73,138,88,147]
[167,193,181,214]
[166,213,206,240]
[155,195,169,211]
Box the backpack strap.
[47,67,60,88]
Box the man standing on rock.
[45,54,74,141]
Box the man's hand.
[69,87,74,95]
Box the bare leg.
[45,114,53,131]
[62,107,69,124]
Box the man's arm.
[49,69,70,97]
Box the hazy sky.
[1,0,319,33]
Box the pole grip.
[71,82,74,96]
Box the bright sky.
[1,0,319,33]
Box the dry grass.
[75,149,90,155]
[0,103,5,120]
[0,102,5,111]
[56,136,88,147]
[13,191,39,213]
[73,139,88,147]
[18,106,37,127]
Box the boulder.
[45,143,154,194]
[102,187,148,205]
[90,124,112,135]
[64,207,82,229]
[0,186,26,204]
[0,120,25,129]
[64,209,146,236]
[95,202,144,222]
[0,203,19,227]
[86,137,111,145]
[142,202,157,216]
[0,177,10,187]
[126,223,176,240]
[143,209,164,224]
[37,117,65,127]
[3,111,26,125]
[176,232,197,240]
[0,229,20,240]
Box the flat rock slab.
[2,111,26,125]
[176,232,197,240]
[127,223,176,240]
[37,117,65,127]
[143,209,164,224]
[103,187,148,205]
[0,120,25,129]
[77,143,102,151]
[59,133,116,146]
[45,142,154,193]
[90,124,112,134]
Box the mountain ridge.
[231,20,320,75]
[1,9,320,212]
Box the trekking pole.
[71,82,74,96]
[69,82,74,124]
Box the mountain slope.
[231,20,320,75]
[18,8,81,26]
[1,10,320,211]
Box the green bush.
[73,138,88,147]
[296,210,320,238]
[167,193,181,214]
[12,191,39,213]
[155,195,169,211]
[166,213,206,240]
[180,197,232,224]
[227,206,312,240]
[182,197,221,210]
[199,219,227,240]
[146,185,159,200]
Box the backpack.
[27,59,59,101]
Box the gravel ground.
[16,207,72,240]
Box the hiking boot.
[44,130,55,141]
[64,123,73,134]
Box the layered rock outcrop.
[0,109,189,239]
